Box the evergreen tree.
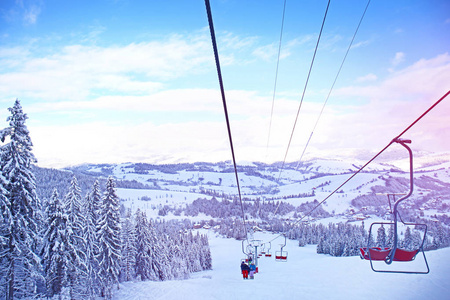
[83,190,100,298]
[64,176,86,298]
[386,224,394,248]
[403,227,413,250]
[120,217,136,282]
[41,189,68,298]
[97,177,121,299]
[0,99,41,299]
[90,180,102,225]
[134,209,153,281]
[147,218,166,281]
[431,223,448,250]
[199,233,212,271]
[0,168,10,297]
[376,225,387,248]
[168,234,189,280]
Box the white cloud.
[220,32,258,51]
[350,39,371,49]
[320,53,450,153]
[391,52,405,67]
[252,43,277,62]
[25,53,450,167]
[335,53,450,101]
[320,34,343,51]
[356,73,377,83]
[2,24,449,168]
[23,5,41,25]
[30,121,232,167]
[251,36,305,62]
[0,35,213,101]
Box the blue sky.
[0,0,449,167]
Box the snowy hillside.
[113,231,450,300]
[29,154,450,300]
[62,154,450,224]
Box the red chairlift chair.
[275,235,288,262]
[264,242,272,257]
[359,138,429,274]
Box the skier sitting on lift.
[241,261,250,279]
[249,262,256,279]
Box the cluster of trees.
[0,100,212,300]
[33,166,160,199]
[41,177,122,299]
[264,190,316,201]
[40,178,212,300]
[283,222,367,256]
[284,219,449,257]
[183,197,296,220]
[177,194,449,257]
[296,200,331,218]
[316,223,367,256]
[209,217,247,240]
[121,210,211,283]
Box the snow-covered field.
[113,231,450,300]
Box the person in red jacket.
[240,261,250,279]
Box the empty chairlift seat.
[275,251,288,261]
[360,247,419,262]
[360,247,390,261]
[393,248,419,262]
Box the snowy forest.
[0,100,211,299]
[182,197,449,255]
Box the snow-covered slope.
[113,231,450,300]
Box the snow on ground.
[117,188,215,220]
[113,231,450,300]
[116,188,206,204]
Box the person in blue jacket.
[249,262,256,279]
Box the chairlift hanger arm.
[391,138,414,210]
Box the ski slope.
[113,231,450,300]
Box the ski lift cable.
[268,89,450,243]
[295,0,371,170]
[266,0,288,157]
[273,0,331,216]
[204,0,248,239]
[276,0,332,184]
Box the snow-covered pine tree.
[376,224,387,248]
[41,189,68,298]
[147,218,166,281]
[120,217,136,282]
[97,177,121,299]
[134,209,154,281]
[63,176,86,298]
[386,224,394,248]
[90,180,102,226]
[168,234,189,280]
[402,227,413,250]
[0,99,41,299]
[83,190,100,298]
[199,233,212,271]
[316,237,326,254]
[185,231,202,273]
[153,231,172,281]
[0,162,10,297]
